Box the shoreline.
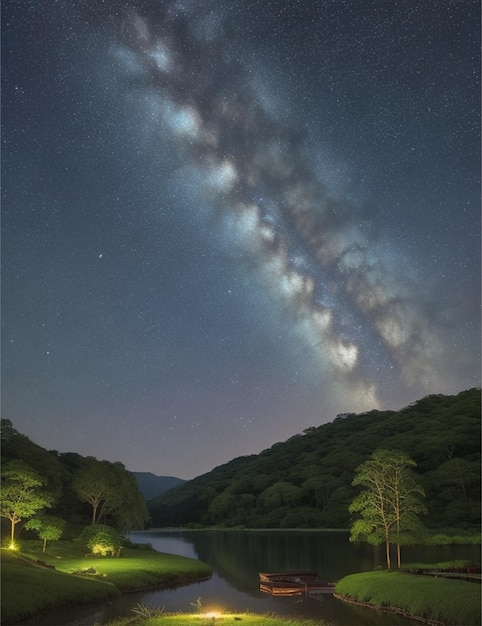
[333,593,446,626]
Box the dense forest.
[0,420,150,540]
[148,389,481,530]
[2,389,480,538]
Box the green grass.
[105,613,329,626]
[18,539,213,591]
[1,549,119,624]
[335,570,481,626]
[1,540,213,624]
[401,560,480,572]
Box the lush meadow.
[335,570,481,626]
[1,541,213,624]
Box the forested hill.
[133,472,186,500]
[148,388,481,530]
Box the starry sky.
[2,0,480,480]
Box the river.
[24,529,479,626]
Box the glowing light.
[200,609,223,624]
[8,542,17,550]
[204,611,221,618]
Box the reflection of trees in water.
[186,530,479,594]
[188,530,374,591]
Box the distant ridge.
[133,471,185,501]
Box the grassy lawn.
[18,539,213,591]
[105,614,329,626]
[1,549,119,624]
[335,570,481,626]
[1,540,213,624]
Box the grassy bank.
[105,614,329,626]
[1,550,119,624]
[335,570,481,626]
[1,540,213,624]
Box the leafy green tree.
[25,515,65,552]
[349,449,426,569]
[72,460,114,524]
[72,459,149,530]
[0,460,53,545]
[110,466,150,533]
[259,482,301,510]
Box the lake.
[26,529,479,626]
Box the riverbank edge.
[1,547,213,625]
[334,571,481,626]
[333,593,445,626]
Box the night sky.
[2,0,480,480]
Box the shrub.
[79,524,122,557]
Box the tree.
[72,460,113,524]
[349,449,426,569]
[25,515,65,552]
[72,459,149,530]
[0,460,53,545]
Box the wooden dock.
[259,571,336,596]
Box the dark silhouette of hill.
[133,472,185,500]
[148,388,481,530]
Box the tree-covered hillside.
[148,389,481,530]
[0,420,150,541]
[133,472,186,500]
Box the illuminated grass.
[1,550,119,624]
[19,540,213,591]
[335,570,481,626]
[105,613,329,626]
[1,541,213,623]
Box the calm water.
[24,530,479,626]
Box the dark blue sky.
[2,0,480,479]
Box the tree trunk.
[385,540,391,569]
[396,542,401,569]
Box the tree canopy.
[0,420,150,543]
[349,449,426,568]
[0,460,54,544]
[148,388,480,530]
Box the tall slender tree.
[349,449,426,569]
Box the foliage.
[80,524,123,556]
[349,449,426,568]
[1,389,480,536]
[25,514,65,552]
[335,570,481,626]
[0,460,54,544]
[1,420,150,544]
[148,388,480,530]
[131,602,165,618]
[0,420,65,501]
[72,460,149,529]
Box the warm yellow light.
[8,542,17,550]
[200,609,223,622]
